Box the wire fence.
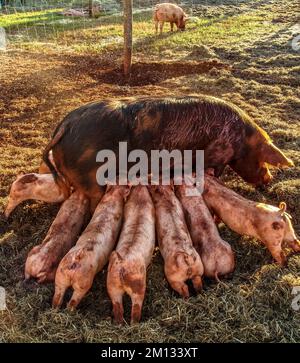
[0,0,253,52]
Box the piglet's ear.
[261,142,294,168]
[279,202,287,214]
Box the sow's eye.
[272,222,282,230]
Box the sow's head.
[230,130,294,186]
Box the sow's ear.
[260,142,294,168]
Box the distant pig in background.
[153,3,188,34]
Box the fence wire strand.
[0,1,249,51]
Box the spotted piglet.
[176,183,235,280]
[52,185,129,310]
[4,173,65,218]
[149,185,204,298]
[107,185,155,324]
[203,175,300,266]
[25,190,89,283]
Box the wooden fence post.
[123,0,133,76]
[89,0,94,18]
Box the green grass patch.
[1,5,283,56]
[0,8,64,29]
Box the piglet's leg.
[109,287,125,324]
[170,281,190,299]
[192,275,203,293]
[130,292,145,324]
[159,21,164,34]
[52,284,68,308]
[113,301,125,325]
[67,289,87,311]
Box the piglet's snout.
[288,239,300,252]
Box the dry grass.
[0,0,299,342]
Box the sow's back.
[42,95,293,199]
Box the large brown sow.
[43,96,293,204]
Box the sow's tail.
[42,124,71,199]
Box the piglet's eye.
[272,222,282,230]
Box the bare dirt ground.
[0,0,299,342]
